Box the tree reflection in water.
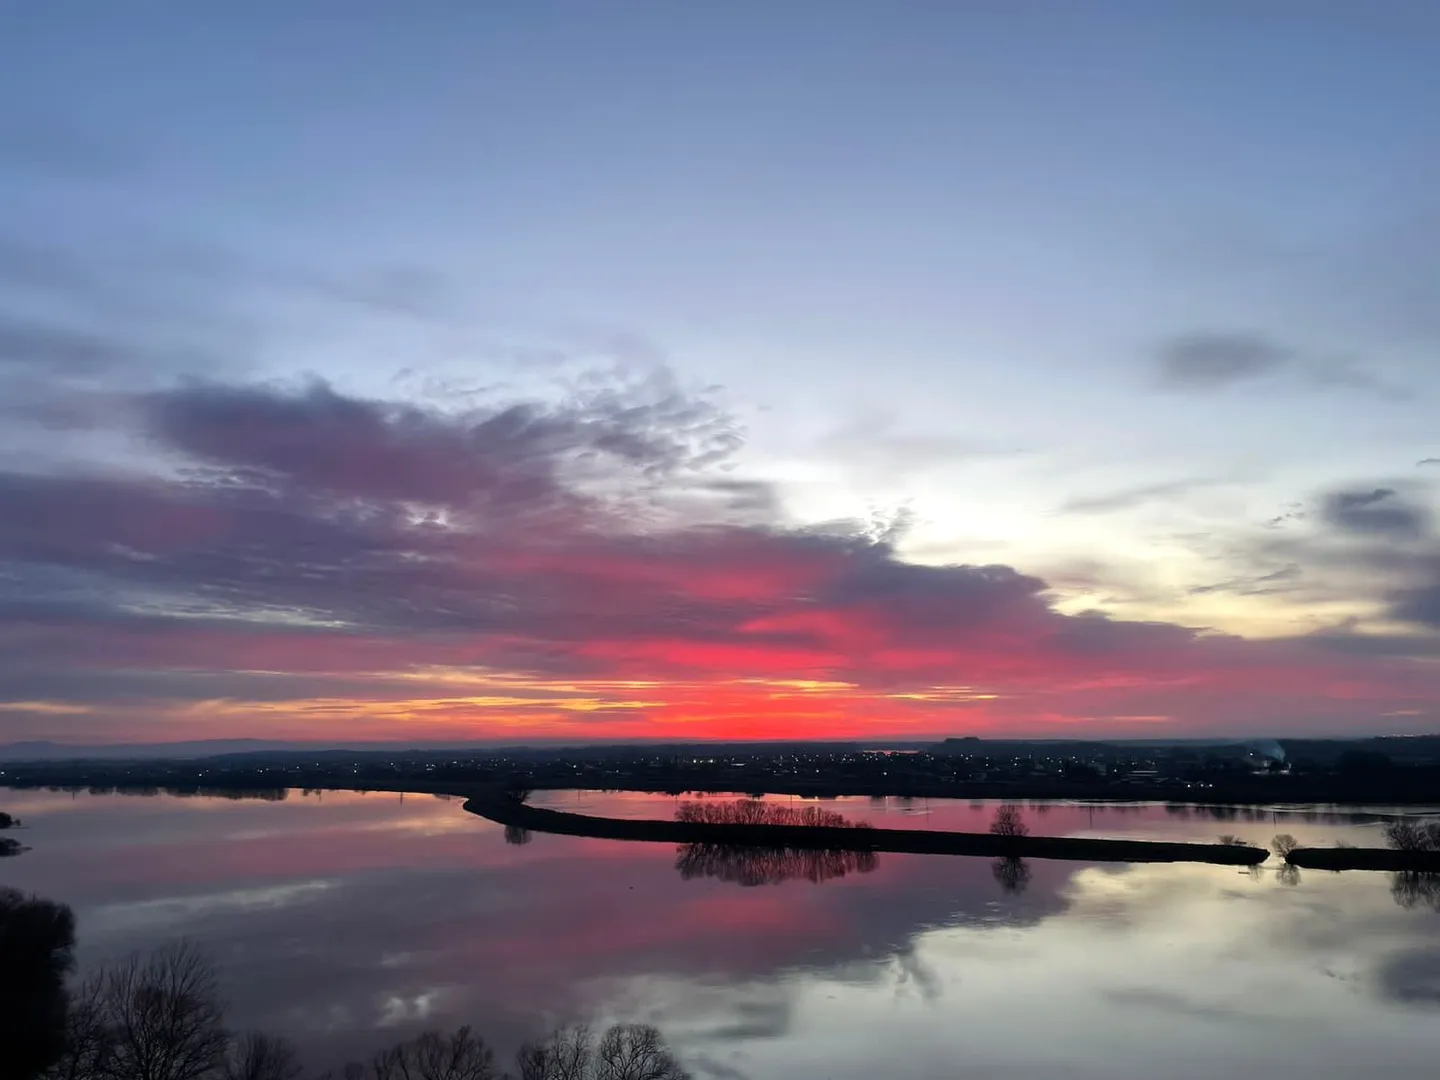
[1391,871,1440,912]
[990,857,1031,896]
[675,843,878,886]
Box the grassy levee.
[1288,847,1440,872]
[463,793,1269,866]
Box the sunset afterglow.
[3,6,1439,746]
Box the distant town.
[4,735,1439,805]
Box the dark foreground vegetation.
[0,889,692,1080]
[467,793,1270,866]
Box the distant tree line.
[674,799,871,829]
[0,889,691,1080]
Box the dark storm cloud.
[1156,332,1289,389]
[1321,487,1431,539]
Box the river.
[3,788,1438,1079]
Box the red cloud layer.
[1,378,1437,741]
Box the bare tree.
[516,1025,594,1080]
[1384,819,1440,852]
[990,857,1031,896]
[515,1025,689,1080]
[369,1026,497,1080]
[989,805,1028,838]
[1216,834,1246,846]
[44,975,114,1080]
[1271,834,1300,858]
[504,825,534,846]
[100,941,229,1080]
[1391,871,1440,912]
[594,1024,686,1080]
[225,1032,303,1080]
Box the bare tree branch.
[224,1032,303,1080]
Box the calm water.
[3,788,1439,1079]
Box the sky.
[2,2,1440,745]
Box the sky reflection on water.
[2,788,1438,1079]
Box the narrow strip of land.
[1287,847,1440,872]
[463,794,1270,866]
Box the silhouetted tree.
[0,888,76,1080]
[504,825,534,846]
[368,1026,497,1080]
[989,805,1028,838]
[98,942,229,1080]
[224,1032,303,1080]
[516,1024,688,1080]
[517,1024,593,1080]
[1276,864,1301,887]
[44,975,113,1080]
[675,800,869,829]
[1390,871,1440,912]
[1384,819,1440,852]
[0,811,17,828]
[675,843,877,886]
[1216,834,1246,846]
[1272,834,1300,858]
[595,1024,687,1080]
[991,857,1031,896]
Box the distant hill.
[0,737,886,764]
[0,739,299,762]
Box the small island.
[0,811,24,857]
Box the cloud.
[1320,487,1431,539]
[1156,332,1289,389]
[1376,948,1440,1005]
[1154,331,1403,398]
[1188,565,1301,597]
[1392,583,1440,631]
[3,377,1440,740]
[1419,458,1440,467]
[0,318,145,374]
[1061,477,1229,515]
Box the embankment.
[463,795,1269,866]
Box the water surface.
[3,788,1438,1079]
